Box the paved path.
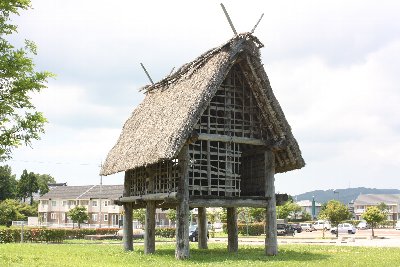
[210,229,400,247]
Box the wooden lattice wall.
[188,65,269,197]
[125,65,270,198]
[125,159,180,196]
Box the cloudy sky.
[5,0,400,196]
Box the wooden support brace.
[175,145,190,260]
[227,207,238,253]
[123,202,133,251]
[265,150,278,256]
[145,201,156,254]
[197,207,208,249]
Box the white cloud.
[5,0,400,195]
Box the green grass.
[1,243,399,267]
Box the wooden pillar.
[197,207,208,249]
[123,202,133,251]
[227,207,238,253]
[265,150,277,256]
[175,145,190,259]
[145,201,156,254]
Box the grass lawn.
[1,243,399,267]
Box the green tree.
[132,208,146,226]
[362,206,385,238]
[248,208,265,223]
[207,208,222,237]
[36,173,56,196]
[17,169,38,204]
[0,165,17,200]
[67,206,89,228]
[0,0,54,161]
[0,198,36,226]
[166,208,176,224]
[319,200,351,237]
[301,210,312,221]
[277,200,302,220]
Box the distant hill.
[294,187,400,204]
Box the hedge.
[238,223,264,236]
[0,228,120,243]
[155,227,176,238]
[223,223,265,236]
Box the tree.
[301,210,312,221]
[67,206,89,229]
[363,206,385,238]
[248,207,265,223]
[0,0,54,161]
[166,208,176,224]
[17,169,38,204]
[0,165,17,200]
[207,208,222,237]
[319,200,351,237]
[132,208,146,226]
[0,199,36,226]
[36,173,56,195]
[277,200,302,220]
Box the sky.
[5,0,400,196]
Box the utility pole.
[99,162,103,228]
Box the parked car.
[289,223,303,233]
[356,221,370,230]
[277,223,295,236]
[313,220,331,230]
[395,221,400,230]
[300,223,316,232]
[331,223,356,234]
[189,225,209,242]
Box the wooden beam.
[145,201,156,254]
[118,192,178,202]
[123,202,133,251]
[197,133,267,146]
[265,150,278,256]
[175,145,190,260]
[227,207,238,253]
[197,207,208,249]
[189,197,269,208]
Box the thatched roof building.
[101,32,305,258]
[101,33,304,177]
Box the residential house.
[38,185,172,228]
[353,194,400,220]
[39,185,124,227]
[296,200,322,219]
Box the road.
[210,229,400,247]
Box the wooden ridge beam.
[197,133,267,146]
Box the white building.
[38,185,124,228]
[296,199,322,219]
[353,194,400,221]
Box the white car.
[313,220,331,230]
[395,221,400,230]
[331,223,356,234]
[300,223,316,232]
[356,221,369,230]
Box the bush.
[155,227,175,238]
[223,223,265,236]
[0,227,121,243]
[238,223,264,236]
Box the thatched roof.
[101,33,305,176]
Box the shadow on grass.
[151,246,329,263]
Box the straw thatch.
[101,33,305,176]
